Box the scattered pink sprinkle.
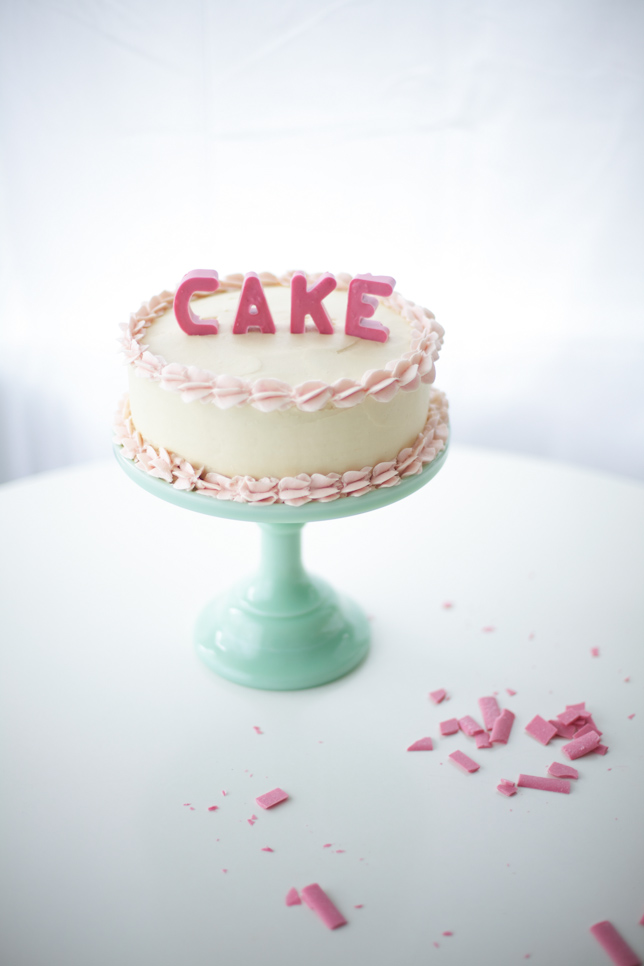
[548,762,579,780]
[517,774,571,794]
[590,647,600,657]
[525,715,558,746]
[355,904,364,909]
[256,787,289,809]
[443,931,453,936]
[261,847,274,852]
[506,688,517,696]
[590,920,641,966]
[440,718,459,736]
[189,807,195,811]
[253,726,263,734]
[222,869,228,873]
[182,803,191,806]
[459,715,485,736]
[433,942,440,948]
[285,888,301,906]
[442,601,454,609]
[448,750,480,773]
[207,806,219,811]
[482,626,496,633]
[407,737,433,751]
[221,790,228,797]
[335,850,345,853]
[528,633,535,640]
[429,688,447,704]
[247,818,256,826]
[491,709,515,744]
[323,843,333,848]
[624,676,630,682]
[628,714,635,719]
[301,883,347,930]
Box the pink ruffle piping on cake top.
[118,272,444,413]
[113,389,449,506]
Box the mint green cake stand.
[114,443,448,690]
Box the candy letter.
[345,274,395,343]
[173,269,220,335]
[290,272,336,334]
[232,273,276,334]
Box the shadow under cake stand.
[115,444,448,690]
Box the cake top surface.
[144,283,416,384]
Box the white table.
[1,446,643,966]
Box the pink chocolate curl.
[286,887,301,906]
[407,737,433,751]
[256,788,289,809]
[290,272,336,334]
[429,688,447,704]
[440,718,459,736]
[517,774,571,794]
[459,715,485,736]
[301,883,347,930]
[548,762,579,779]
[478,696,501,731]
[562,731,601,760]
[448,750,480,773]
[590,920,642,966]
[491,709,515,744]
[525,715,558,746]
[232,273,276,334]
[345,274,394,343]
[174,269,220,335]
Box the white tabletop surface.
[1,445,643,966]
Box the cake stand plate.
[114,443,448,690]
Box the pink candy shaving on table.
[429,689,447,704]
[476,732,492,749]
[440,718,459,736]
[261,847,274,852]
[562,731,601,760]
[253,726,263,734]
[459,715,485,736]
[256,788,289,809]
[525,715,558,746]
[549,719,577,739]
[207,805,219,811]
[301,884,347,930]
[286,888,301,906]
[478,696,501,731]
[448,750,480,773]
[548,763,579,779]
[575,721,603,738]
[407,737,433,751]
[517,774,571,794]
[497,783,517,797]
[491,709,515,744]
[589,920,641,966]
[591,647,600,657]
[594,743,609,755]
[506,688,517,696]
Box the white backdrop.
[1,0,643,482]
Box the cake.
[114,270,449,505]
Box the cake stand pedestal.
[114,445,448,690]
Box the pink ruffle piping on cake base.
[118,272,445,413]
[113,389,449,506]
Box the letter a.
[232,273,276,334]
[290,272,336,334]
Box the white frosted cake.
[115,271,448,505]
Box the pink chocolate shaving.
[558,707,584,726]
[562,731,601,760]
[301,883,347,930]
[594,743,609,755]
[549,719,577,739]
[590,647,600,657]
[525,715,558,746]
[497,783,517,797]
[475,732,492,749]
[448,750,480,773]
[407,737,434,751]
[261,847,274,852]
[429,689,447,704]
[491,709,515,744]
[207,805,219,811]
[506,688,517,696]
[253,726,263,734]
[548,762,579,779]
[566,702,586,711]
[459,715,485,736]
[479,696,502,731]
[517,774,571,794]
[589,920,642,966]
[574,722,603,739]
[286,887,301,906]
[482,626,496,632]
[443,931,454,936]
[256,787,289,809]
[440,718,459,736]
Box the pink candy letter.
[290,272,336,334]
[174,269,220,335]
[232,273,276,334]
[345,274,395,343]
